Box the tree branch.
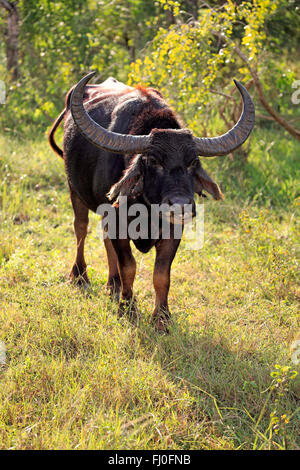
[211,30,300,142]
[209,89,236,101]
[0,0,15,12]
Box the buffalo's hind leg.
[69,188,89,286]
[111,238,138,322]
[103,236,121,300]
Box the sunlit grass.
[0,130,299,449]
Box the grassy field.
[0,128,299,450]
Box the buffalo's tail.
[48,108,65,158]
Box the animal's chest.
[132,237,159,253]
[116,205,163,253]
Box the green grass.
[0,129,299,450]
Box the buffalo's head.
[107,129,223,216]
[70,72,254,220]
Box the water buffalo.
[49,72,254,331]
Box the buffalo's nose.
[167,196,193,207]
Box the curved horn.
[193,80,255,156]
[70,72,151,154]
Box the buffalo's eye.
[187,158,198,171]
[147,156,164,170]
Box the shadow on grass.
[131,313,299,450]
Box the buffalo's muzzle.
[161,196,196,225]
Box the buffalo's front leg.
[69,187,89,285]
[111,238,137,321]
[153,236,181,332]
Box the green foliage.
[0,0,165,132]
[129,0,300,136]
[1,0,299,137]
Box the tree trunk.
[0,0,19,81]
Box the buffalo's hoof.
[118,297,139,324]
[69,265,90,287]
[152,310,171,334]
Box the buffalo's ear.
[194,166,224,200]
[107,154,144,201]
